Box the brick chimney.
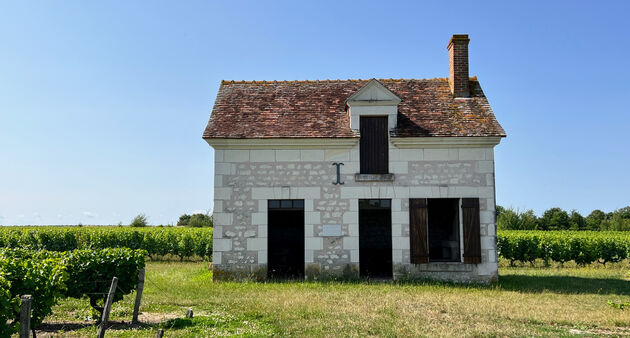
[447,34,470,98]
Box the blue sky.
[1,1,629,225]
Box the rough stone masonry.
[211,143,498,283]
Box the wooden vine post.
[19,295,32,338]
[132,268,145,325]
[97,277,118,338]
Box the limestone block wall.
[212,142,498,283]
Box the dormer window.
[346,79,400,180]
[360,116,389,174]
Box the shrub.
[0,248,146,323]
[0,275,18,337]
[60,248,146,320]
[130,214,148,227]
[597,237,628,265]
[0,252,67,331]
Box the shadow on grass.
[497,275,630,295]
[37,320,154,333]
[37,322,95,332]
[39,314,276,336]
[258,274,630,296]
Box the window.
[268,199,303,210]
[409,198,481,264]
[360,116,388,174]
[427,198,460,262]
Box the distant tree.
[177,213,213,227]
[496,206,630,231]
[130,214,148,227]
[586,210,606,230]
[540,208,570,230]
[497,207,519,230]
[606,212,630,231]
[614,206,630,219]
[497,207,538,230]
[187,213,213,227]
[496,205,506,218]
[177,214,192,226]
[568,210,587,230]
[519,209,538,230]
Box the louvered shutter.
[462,198,481,264]
[409,198,429,264]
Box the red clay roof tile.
[203,78,505,139]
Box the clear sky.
[1,1,629,225]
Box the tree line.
[497,205,630,231]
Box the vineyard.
[0,226,213,261]
[1,227,629,267]
[0,247,145,335]
[0,227,628,336]
[498,230,630,266]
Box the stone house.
[203,35,506,283]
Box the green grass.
[38,262,630,337]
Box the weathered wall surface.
[212,142,498,283]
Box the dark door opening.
[427,198,460,262]
[359,199,392,278]
[267,199,304,279]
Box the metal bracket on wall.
[332,162,344,185]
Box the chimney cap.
[447,34,470,49]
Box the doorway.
[359,199,392,278]
[267,199,304,279]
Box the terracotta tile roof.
[203,78,506,139]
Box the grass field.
[39,262,630,337]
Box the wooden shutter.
[360,117,388,174]
[462,198,481,264]
[409,198,429,264]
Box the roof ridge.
[220,78,449,85]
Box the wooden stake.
[186,308,193,318]
[19,295,32,338]
[97,277,118,338]
[156,328,164,338]
[132,268,145,325]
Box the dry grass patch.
[45,262,629,337]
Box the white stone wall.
[212,142,498,283]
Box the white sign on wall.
[322,224,342,237]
